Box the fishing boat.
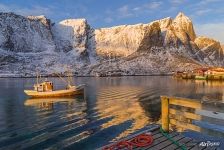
[24,72,85,98]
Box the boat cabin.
[34,81,53,92]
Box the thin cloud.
[170,0,184,5]
[0,3,53,17]
[104,17,113,23]
[144,1,163,9]
[117,5,133,18]
[195,23,224,43]
[199,0,222,5]
[195,9,212,16]
[115,1,163,19]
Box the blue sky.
[0,0,224,43]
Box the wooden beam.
[161,96,169,132]
[169,98,202,109]
[169,108,201,121]
[170,119,201,132]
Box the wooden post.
[161,96,169,132]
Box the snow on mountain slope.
[94,22,162,57]
[0,12,223,77]
[52,19,90,54]
[0,13,55,53]
[172,12,196,41]
[52,19,94,67]
[0,13,90,77]
[194,36,224,65]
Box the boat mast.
[36,71,39,85]
[67,67,73,87]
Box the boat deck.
[99,125,219,150]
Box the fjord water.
[0,76,223,150]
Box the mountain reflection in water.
[96,86,150,140]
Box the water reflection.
[24,98,76,110]
[0,77,224,149]
[96,86,150,140]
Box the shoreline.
[0,73,173,78]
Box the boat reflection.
[24,97,76,109]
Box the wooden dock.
[161,96,224,137]
[99,124,218,150]
[100,96,223,150]
[132,126,210,150]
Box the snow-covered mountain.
[0,12,223,77]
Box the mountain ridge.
[0,12,223,77]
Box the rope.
[159,127,187,150]
[102,133,153,150]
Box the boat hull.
[24,86,84,98]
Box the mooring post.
[161,96,169,132]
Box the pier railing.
[161,96,224,137]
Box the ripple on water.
[0,77,223,149]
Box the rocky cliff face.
[52,19,91,54]
[0,12,223,77]
[0,13,55,53]
[194,36,223,65]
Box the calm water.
[0,76,223,149]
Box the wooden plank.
[161,97,169,132]
[147,134,184,150]
[125,129,163,150]
[161,95,224,113]
[134,132,178,150]
[132,133,164,150]
[151,130,161,136]
[203,146,217,150]
[170,119,201,132]
[165,137,192,150]
[152,133,164,139]
[138,132,179,150]
[98,126,160,150]
[169,98,202,109]
[169,109,224,126]
[190,144,207,150]
[170,118,224,138]
[161,96,224,105]
[185,140,198,150]
[170,108,201,120]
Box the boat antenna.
[36,70,39,85]
[67,66,74,87]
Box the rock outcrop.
[172,12,196,41]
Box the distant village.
[173,67,224,80]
